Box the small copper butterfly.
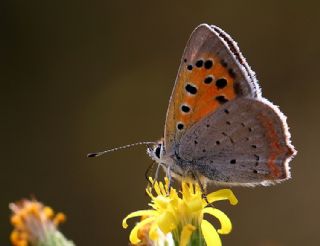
[146,24,296,186]
[89,24,296,187]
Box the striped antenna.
[87,141,157,158]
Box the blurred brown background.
[1,0,319,245]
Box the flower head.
[123,178,238,246]
[10,199,74,246]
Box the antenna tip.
[87,153,98,158]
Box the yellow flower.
[9,199,74,246]
[123,178,238,246]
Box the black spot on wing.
[195,60,203,67]
[233,81,243,96]
[215,96,229,104]
[204,60,213,69]
[177,123,184,130]
[220,59,228,67]
[181,105,190,113]
[185,84,197,95]
[228,68,236,78]
[204,76,213,84]
[216,78,227,89]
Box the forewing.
[164,24,260,154]
[178,98,296,185]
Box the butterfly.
[146,24,296,186]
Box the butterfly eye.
[155,146,161,159]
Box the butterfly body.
[148,24,296,186]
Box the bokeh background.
[1,0,319,245]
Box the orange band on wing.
[258,114,286,179]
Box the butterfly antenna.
[87,141,157,158]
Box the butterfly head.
[147,140,165,163]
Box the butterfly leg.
[145,161,156,186]
[145,161,165,193]
[166,165,174,195]
[149,163,164,191]
[146,161,172,195]
[191,171,214,208]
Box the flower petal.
[179,224,196,246]
[157,211,177,234]
[182,182,191,200]
[122,210,157,228]
[129,217,155,244]
[149,222,159,241]
[185,197,203,212]
[206,189,238,205]
[203,207,232,234]
[201,219,222,246]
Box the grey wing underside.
[178,98,295,186]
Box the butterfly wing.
[164,24,260,155]
[178,98,296,185]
